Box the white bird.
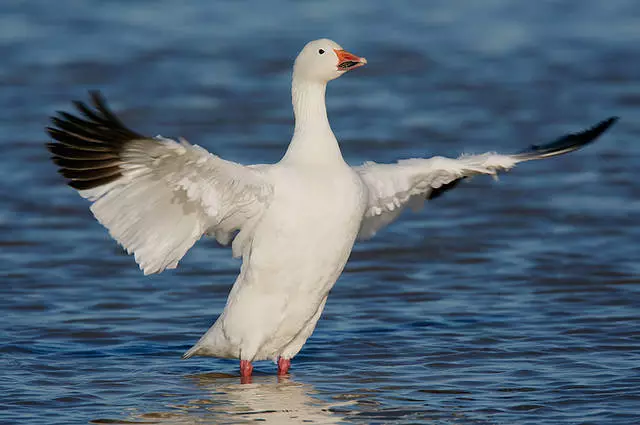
[46,39,617,380]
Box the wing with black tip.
[354,117,618,239]
[47,91,273,274]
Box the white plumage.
[78,137,271,274]
[46,38,616,376]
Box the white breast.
[254,163,365,277]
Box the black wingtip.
[516,116,619,160]
[589,116,619,138]
[89,90,107,113]
[45,90,145,191]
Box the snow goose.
[46,38,617,380]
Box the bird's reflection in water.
[106,373,348,425]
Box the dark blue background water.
[1,1,639,424]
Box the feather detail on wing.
[47,91,272,274]
[355,117,618,239]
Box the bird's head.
[293,39,367,83]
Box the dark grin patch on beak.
[338,61,361,70]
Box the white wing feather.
[79,137,272,275]
[355,154,517,239]
[354,115,618,239]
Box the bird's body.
[187,159,367,362]
[184,46,370,363]
[46,38,617,379]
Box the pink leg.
[277,357,291,375]
[240,360,253,383]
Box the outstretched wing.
[355,117,618,239]
[47,91,272,274]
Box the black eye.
[318,49,325,55]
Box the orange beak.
[334,49,367,71]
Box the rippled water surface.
[2,1,639,424]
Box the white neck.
[282,78,344,165]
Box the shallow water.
[1,1,639,424]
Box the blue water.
[2,1,639,424]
